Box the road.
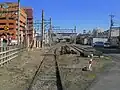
[89,48,120,90]
[95,47,120,54]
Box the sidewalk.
[89,54,120,90]
[0,47,50,90]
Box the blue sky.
[1,0,120,33]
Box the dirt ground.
[0,47,50,90]
[0,43,112,90]
[89,54,120,90]
[57,53,112,90]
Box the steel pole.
[74,26,76,44]
[25,15,28,48]
[109,26,112,42]
[17,0,20,45]
[41,10,44,48]
[108,15,114,42]
[49,18,52,47]
[119,27,120,47]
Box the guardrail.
[0,45,25,66]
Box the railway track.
[27,44,102,90]
[27,45,63,90]
[70,44,102,57]
[70,45,91,57]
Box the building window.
[20,25,25,28]
[0,17,6,20]
[0,28,4,30]
[9,28,14,30]
[8,11,18,14]
[23,23,26,25]
[29,22,33,24]
[0,23,6,25]
[9,18,14,20]
[9,23,14,25]
[20,20,22,23]
[28,18,33,20]
[1,11,7,13]
[9,6,18,8]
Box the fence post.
[38,41,39,48]
[39,41,40,47]
[1,38,3,52]
[37,41,38,48]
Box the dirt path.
[0,47,50,90]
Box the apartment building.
[0,2,27,43]
[24,8,34,44]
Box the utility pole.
[17,0,20,45]
[25,14,28,48]
[25,26,28,48]
[49,18,52,47]
[119,27,120,38]
[74,26,76,44]
[41,10,44,48]
[118,27,120,47]
[109,14,114,42]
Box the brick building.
[24,8,34,44]
[0,2,27,43]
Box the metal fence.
[0,45,25,66]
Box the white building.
[52,33,77,42]
[110,27,120,46]
[92,27,104,37]
[111,27,120,37]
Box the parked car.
[104,42,111,48]
[93,42,104,47]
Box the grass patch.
[58,54,113,90]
